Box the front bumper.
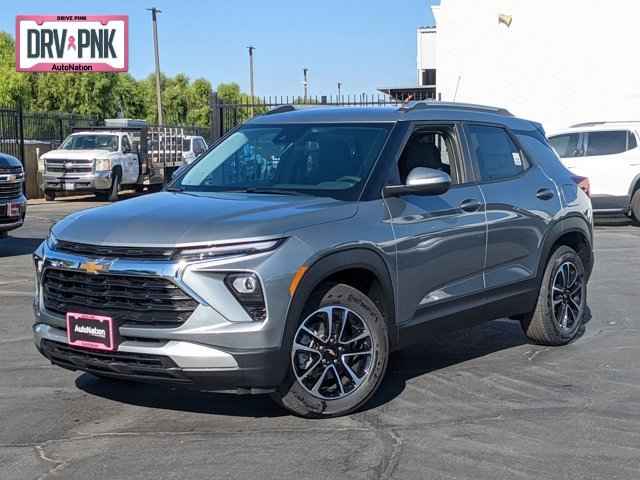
[34,324,282,392]
[43,171,112,192]
[0,195,27,233]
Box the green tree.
[0,32,32,105]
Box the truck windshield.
[61,134,119,151]
[174,123,392,200]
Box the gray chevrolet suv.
[33,103,594,417]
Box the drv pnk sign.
[16,15,128,72]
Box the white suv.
[548,122,640,222]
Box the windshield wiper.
[165,186,184,192]
[242,187,307,196]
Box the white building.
[419,0,640,131]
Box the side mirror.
[383,167,451,197]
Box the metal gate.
[209,91,433,142]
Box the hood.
[52,191,358,247]
[41,149,114,160]
[0,153,22,168]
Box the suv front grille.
[42,269,198,327]
[0,166,23,174]
[0,182,21,200]
[56,240,175,260]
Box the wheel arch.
[539,216,594,283]
[284,247,398,351]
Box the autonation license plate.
[66,312,117,351]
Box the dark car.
[0,153,26,238]
[34,102,593,417]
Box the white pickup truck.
[41,119,188,202]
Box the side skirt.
[397,280,539,349]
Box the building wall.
[433,0,640,131]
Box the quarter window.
[467,125,527,182]
[585,131,628,156]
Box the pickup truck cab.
[182,135,208,165]
[548,122,640,221]
[41,130,139,202]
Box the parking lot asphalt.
[1,199,639,480]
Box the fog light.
[232,275,258,294]
[225,273,266,322]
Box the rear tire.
[631,190,640,225]
[520,246,586,345]
[44,191,56,201]
[107,170,121,202]
[272,283,389,418]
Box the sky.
[3,0,438,98]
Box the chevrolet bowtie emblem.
[79,260,112,274]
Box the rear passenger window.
[466,125,527,182]
[549,134,582,158]
[585,131,627,156]
[628,131,637,150]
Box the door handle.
[536,188,554,200]
[460,199,482,212]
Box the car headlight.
[46,229,59,250]
[95,158,111,171]
[175,239,284,262]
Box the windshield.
[174,123,392,200]
[183,138,192,152]
[61,134,119,151]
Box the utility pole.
[247,46,255,116]
[147,7,163,125]
[303,68,309,103]
[337,82,342,103]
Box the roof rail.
[400,101,513,117]
[264,105,297,115]
[570,120,640,128]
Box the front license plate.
[66,312,117,351]
[64,183,75,191]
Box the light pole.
[303,68,309,103]
[247,46,255,116]
[147,7,163,125]
[337,82,342,103]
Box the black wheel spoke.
[551,260,584,332]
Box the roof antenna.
[453,75,462,102]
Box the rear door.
[465,123,562,290]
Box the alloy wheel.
[291,305,375,400]
[551,261,584,332]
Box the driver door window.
[396,128,462,185]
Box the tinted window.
[177,124,392,201]
[122,136,131,153]
[548,134,582,158]
[586,131,627,156]
[467,125,526,181]
[628,131,637,150]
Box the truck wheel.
[631,190,640,225]
[44,191,56,201]
[272,283,389,418]
[107,170,121,202]
[520,245,586,346]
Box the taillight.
[572,175,590,197]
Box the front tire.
[44,190,56,201]
[520,246,587,345]
[272,283,389,418]
[631,190,640,224]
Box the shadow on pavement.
[0,236,43,257]
[77,318,530,418]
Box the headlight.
[176,239,284,262]
[46,229,59,250]
[95,158,111,171]
[224,272,266,321]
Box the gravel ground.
[1,199,639,480]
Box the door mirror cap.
[383,167,452,197]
